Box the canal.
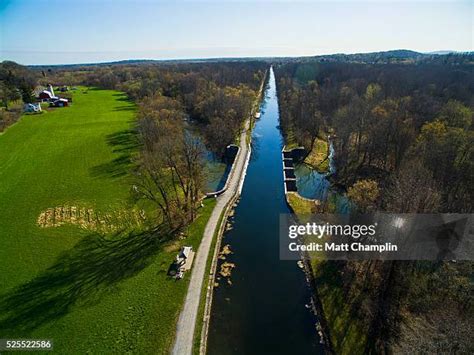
[207,68,323,354]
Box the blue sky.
[1,0,472,65]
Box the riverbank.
[282,133,359,355]
[195,69,267,354]
[172,71,267,355]
[282,146,324,214]
[286,176,368,355]
[207,68,321,354]
[310,259,369,354]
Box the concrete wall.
[282,146,319,201]
[284,168,296,179]
[285,179,297,192]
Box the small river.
[207,68,323,354]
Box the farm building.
[38,85,58,102]
[38,90,54,101]
[50,98,69,107]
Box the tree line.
[50,61,266,155]
[0,61,38,131]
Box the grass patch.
[0,87,137,291]
[311,259,368,355]
[304,137,329,173]
[0,87,217,353]
[287,192,318,214]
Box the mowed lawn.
[0,88,215,353]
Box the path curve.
[172,120,251,355]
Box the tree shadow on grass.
[90,128,140,179]
[0,226,172,334]
[90,155,133,178]
[113,105,136,112]
[111,93,134,103]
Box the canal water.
[207,68,323,354]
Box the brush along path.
[172,119,251,355]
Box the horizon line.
[2,48,472,67]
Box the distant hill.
[310,49,426,63]
[24,49,473,69]
[277,49,474,65]
[28,57,268,69]
[427,50,458,55]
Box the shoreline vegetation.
[304,137,329,173]
[286,192,319,214]
[282,129,331,172]
[275,53,473,354]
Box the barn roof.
[40,90,53,97]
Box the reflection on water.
[184,123,231,193]
[295,164,331,200]
[205,152,231,192]
[295,142,351,213]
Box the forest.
[45,61,266,155]
[274,55,473,353]
[275,56,473,211]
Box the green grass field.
[0,88,216,353]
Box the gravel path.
[172,120,251,355]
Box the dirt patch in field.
[163,241,181,253]
[37,205,146,233]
